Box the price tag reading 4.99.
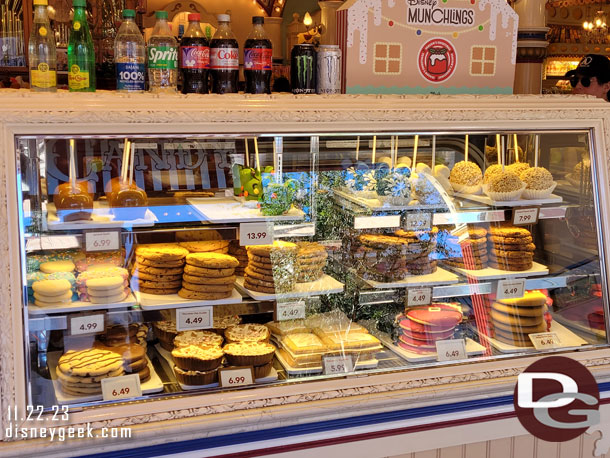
[407,287,432,307]
[529,332,561,350]
[239,222,274,246]
[69,314,105,336]
[219,367,254,387]
[323,355,354,375]
[101,374,142,401]
[512,207,539,226]
[436,339,467,362]
[176,306,213,331]
[85,230,121,253]
[496,278,525,300]
[276,301,306,321]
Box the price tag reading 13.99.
[239,222,274,246]
[407,287,432,307]
[405,213,432,232]
[219,367,254,387]
[101,374,142,401]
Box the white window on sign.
[374,42,402,75]
[470,46,496,76]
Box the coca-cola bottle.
[180,13,209,94]
[244,16,272,94]
[209,14,239,94]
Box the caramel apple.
[109,182,148,220]
[54,183,93,222]
[104,176,123,200]
[52,181,90,207]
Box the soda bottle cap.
[122,9,135,18]
[319,45,340,49]
[188,13,200,21]
[73,0,86,7]
[33,0,48,6]
[156,10,168,19]
[252,16,264,24]
[217,14,230,22]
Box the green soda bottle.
[67,0,95,91]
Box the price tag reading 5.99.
[323,355,354,375]
[407,287,432,307]
[239,222,274,246]
[219,367,254,387]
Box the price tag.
[69,314,105,336]
[512,207,539,226]
[219,366,254,387]
[239,222,274,246]
[224,189,234,197]
[101,374,142,401]
[529,332,561,350]
[84,230,121,252]
[436,339,467,361]
[176,306,213,331]
[404,213,432,232]
[276,301,306,321]
[323,355,354,375]
[496,278,526,300]
[406,287,432,307]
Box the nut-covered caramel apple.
[109,182,148,220]
[54,183,93,222]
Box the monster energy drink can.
[316,45,341,94]
[291,44,316,94]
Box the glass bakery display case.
[18,123,608,410]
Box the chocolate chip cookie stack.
[244,241,297,294]
[94,341,151,382]
[349,233,408,282]
[394,227,438,275]
[490,290,548,347]
[295,242,328,283]
[488,224,535,271]
[56,348,124,396]
[442,226,488,270]
[132,244,189,295]
[179,253,238,300]
[228,240,248,277]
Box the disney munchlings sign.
[337,0,518,94]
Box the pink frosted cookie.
[405,304,462,328]
[74,250,125,272]
[397,339,435,354]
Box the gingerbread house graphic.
[337,0,518,94]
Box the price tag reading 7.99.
[406,287,432,307]
[239,222,274,246]
[512,207,539,226]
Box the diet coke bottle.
[179,13,209,94]
[209,14,239,94]
[244,16,272,94]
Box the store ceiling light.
[583,1,608,43]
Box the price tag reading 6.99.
[239,222,274,246]
[219,367,255,387]
[84,230,121,253]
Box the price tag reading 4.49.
[69,314,105,336]
[405,213,432,232]
[529,332,561,350]
[323,355,354,375]
[101,373,142,401]
[436,339,467,362]
[84,230,121,253]
[512,207,539,226]
[239,222,274,246]
[219,367,255,387]
[496,278,526,300]
[276,301,306,321]
[407,287,432,307]
[176,306,213,331]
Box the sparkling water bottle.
[67,0,95,92]
[147,10,177,93]
[114,9,145,92]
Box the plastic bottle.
[209,14,239,94]
[67,0,95,92]
[114,9,145,92]
[29,0,57,92]
[179,13,209,94]
[244,16,272,94]
[147,10,178,93]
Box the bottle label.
[244,48,272,71]
[68,64,89,89]
[210,46,239,70]
[148,46,178,69]
[39,26,47,37]
[116,62,145,91]
[180,46,209,69]
[73,21,81,31]
[31,62,56,89]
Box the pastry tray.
[453,192,563,207]
[379,335,486,363]
[234,274,344,301]
[444,261,549,280]
[48,351,163,405]
[332,188,446,212]
[155,344,278,389]
[476,321,588,354]
[356,267,459,289]
[28,292,138,315]
[274,349,379,376]
[46,202,157,230]
[135,288,243,311]
[187,197,305,223]
[550,312,607,341]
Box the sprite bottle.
[67,0,95,91]
[147,11,177,93]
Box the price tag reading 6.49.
[239,222,274,246]
[529,332,561,350]
[101,373,142,401]
[435,339,467,362]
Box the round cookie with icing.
[406,304,462,328]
